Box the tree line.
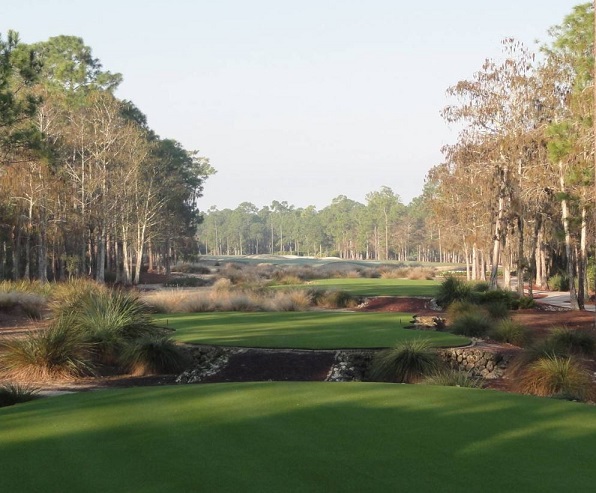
[0,33,214,284]
[427,3,595,308]
[196,187,459,263]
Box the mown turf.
[156,312,468,348]
[2,383,596,492]
[304,278,440,296]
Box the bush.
[173,263,211,274]
[164,277,211,288]
[449,313,494,338]
[471,289,518,308]
[435,276,472,308]
[545,327,596,357]
[121,336,190,376]
[446,301,485,321]
[0,383,39,408]
[490,319,532,346]
[0,319,95,380]
[423,369,483,388]
[369,339,440,383]
[483,301,510,320]
[0,292,45,319]
[516,355,593,401]
[548,273,569,291]
[314,290,360,309]
[517,296,536,309]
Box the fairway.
[3,382,596,493]
[304,278,439,296]
[156,312,468,348]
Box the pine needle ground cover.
[156,312,468,348]
[303,278,440,296]
[3,382,596,493]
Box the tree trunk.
[559,162,580,310]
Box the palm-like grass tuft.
[121,336,190,376]
[517,354,593,401]
[370,339,439,383]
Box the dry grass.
[516,355,594,401]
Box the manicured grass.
[156,312,468,348]
[304,278,440,297]
[3,382,596,492]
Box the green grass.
[301,278,440,296]
[156,312,468,349]
[2,382,596,492]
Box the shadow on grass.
[2,382,596,492]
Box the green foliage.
[517,355,593,401]
[423,369,483,388]
[120,336,190,376]
[435,276,471,308]
[546,327,596,357]
[163,277,211,288]
[449,313,494,338]
[548,273,569,291]
[483,301,510,320]
[0,382,39,407]
[490,319,532,347]
[369,339,440,383]
[517,296,536,309]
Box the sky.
[3,0,583,211]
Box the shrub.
[516,355,593,401]
[0,319,94,380]
[517,296,536,309]
[369,339,440,383]
[264,290,311,311]
[435,276,472,308]
[213,278,233,292]
[121,336,190,376]
[545,327,596,357]
[449,313,494,338]
[0,383,39,408]
[423,369,483,388]
[471,289,518,308]
[471,281,490,293]
[315,290,360,309]
[407,267,435,280]
[0,292,45,319]
[483,301,510,320]
[548,273,569,291]
[446,301,484,322]
[490,319,532,346]
[49,279,108,318]
[173,263,211,274]
[163,277,211,288]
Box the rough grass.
[3,383,596,492]
[370,339,440,383]
[157,312,469,349]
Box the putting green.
[156,312,468,348]
[2,383,596,492]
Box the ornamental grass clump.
[423,369,483,388]
[370,339,440,383]
[516,354,593,401]
[435,276,472,308]
[490,319,532,347]
[449,312,494,338]
[0,383,40,408]
[120,336,190,376]
[0,318,95,381]
[546,327,596,357]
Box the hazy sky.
[3,0,581,210]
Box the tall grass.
[369,340,440,383]
[516,355,593,401]
[0,318,95,380]
[423,369,483,388]
[120,336,190,376]
[490,319,532,347]
[0,382,39,407]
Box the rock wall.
[439,346,511,379]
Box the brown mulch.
[2,296,596,393]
